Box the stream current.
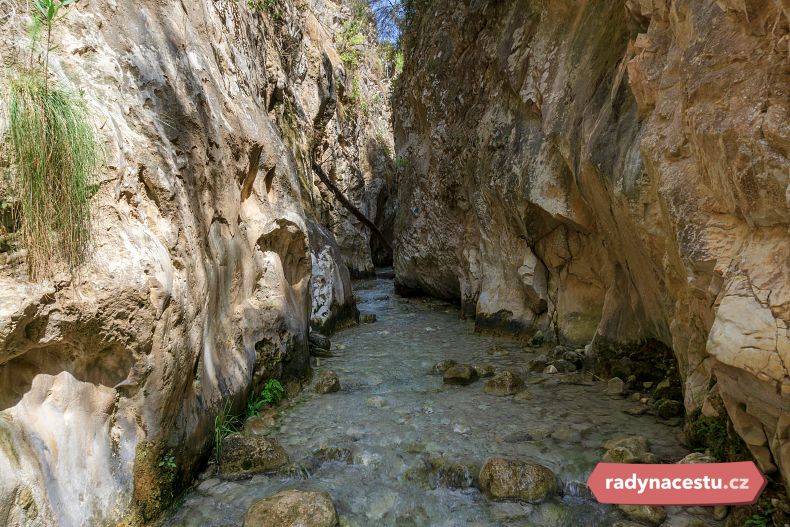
[165,273,696,526]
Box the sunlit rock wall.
[0,0,393,524]
[394,0,788,489]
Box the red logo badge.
[587,461,766,505]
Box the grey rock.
[484,371,525,396]
[606,377,625,395]
[442,364,479,385]
[315,371,340,394]
[220,434,289,480]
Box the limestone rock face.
[395,0,789,487]
[0,0,392,524]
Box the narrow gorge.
[0,0,787,526]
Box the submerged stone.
[430,359,458,374]
[243,489,337,527]
[484,371,524,396]
[478,458,559,502]
[617,504,666,526]
[443,364,479,385]
[220,434,288,480]
[315,371,340,394]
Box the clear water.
[164,274,701,526]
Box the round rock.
[443,364,479,386]
[315,371,340,394]
[243,489,337,527]
[484,371,524,396]
[478,458,559,502]
[219,434,289,480]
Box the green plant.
[338,19,367,70]
[744,497,775,527]
[32,0,75,80]
[157,451,176,473]
[5,0,99,279]
[245,378,285,419]
[8,73,99,278]
[247,0,276,11]
[213,400,242,466]
[686,407,750,462]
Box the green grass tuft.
[7,71,99,279]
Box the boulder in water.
[617,504,666,526]
[442,364,479,385]
[243,489,337,527]
[478,458,559,502]
[220,434,289,480]
[430,359,458,374]
[484,371,524,396]
[315,371,340,394]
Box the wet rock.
[243,411,277,435]
[308,332,331,350]
[484,371,525,396]
[606,377,625,395]
[366,396,386,408]
[602,436,656,464]
[243,489,337,527]
[430,359,458,375]
[602,436,649,453]
[617,504,666,526]
[502,431,534,443]
[310,347,334,358]
[442,364,479,385]
[713,505,728,520]
[623,406,648,416]
[562,350,583,365]
[513,389,534,401]
[528,354,549,372]
[487,345,509,356]
[360,313,377,323]
[220,434,289,480]
[629,392,642,402]
[657,399,683,419]
[603,446,657,464]
[543,364,558,374]
[550,359,576,373]
[528,330,544,348]
[427,457,477,489]
[478,458,559,502]
[677,452,716,464]
[314,447,353,464]
[315,371,340,394]
[472,363,496,378]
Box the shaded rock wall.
[0,0,393,524]
[394,0,788,487]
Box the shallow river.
[165,274,698,526]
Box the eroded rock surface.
[395,0,789,487]
[0,0,394,523]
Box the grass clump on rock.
[4,0,100,279]
[8,72,98,278]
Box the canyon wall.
[0,0,392,525]
[395,0,788,488]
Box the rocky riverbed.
[164,273,723,527]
